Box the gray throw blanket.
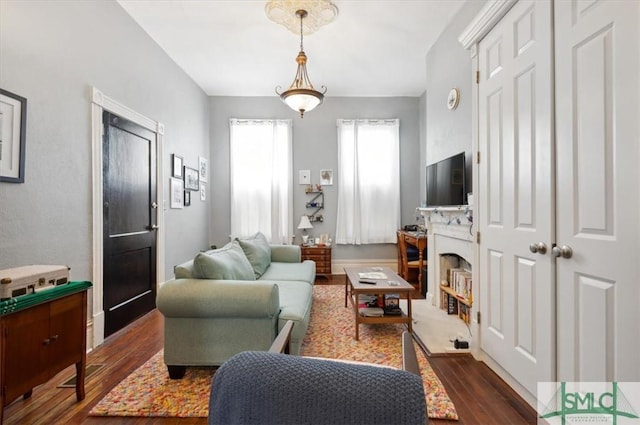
[209,351,427,425]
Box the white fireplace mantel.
[418,206,474,306]
[418,206,473,242]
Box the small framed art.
[199,156,208,183]
[184,190,191,206]
[184,166,199,191]
[320,169,333,186]
[299,170,310,185]
[172,154,183,178]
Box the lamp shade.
[281,89,323,114]
[297,215,313,230]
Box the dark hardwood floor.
[4,278,536,425]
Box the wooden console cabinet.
[301,245,332,280]
[0,283,90,423]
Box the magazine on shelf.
[359,307,384,317]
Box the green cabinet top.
[0,281,92,315]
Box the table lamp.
[297,215,313,245]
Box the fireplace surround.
[418,207,473,310]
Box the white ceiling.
[117,0,467,97]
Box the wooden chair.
[398,233,422,281]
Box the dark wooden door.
[103,111,157,337]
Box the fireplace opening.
[438,253,472,325]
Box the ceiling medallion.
[265,0,339,35]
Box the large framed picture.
[184,166,199,191]
[0,89,27,183]
[170,177,184,209]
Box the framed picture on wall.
[199,156,208,183]
[184,190,191,206]
[184,166,199,191]
[170,177,184,209]
[320,169,333,186]
[0,89,27,183]
[172,154,183,178]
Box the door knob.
[149,224,159,231]
[528,242,547,254]
[552,245,573,259]
[151,202,158,209]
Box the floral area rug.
[301,284,458,420]
[90,284,458,420]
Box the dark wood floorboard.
[4,277,536,425]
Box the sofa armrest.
[157,279,279,319]
[270,244,301,263]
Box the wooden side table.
[0,281,91,423]
[301,245,332,281]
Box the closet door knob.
[529,242,547,254]
[552,245,573,259]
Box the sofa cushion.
[193,242,256,281]
[237,232,272,278]
[260,260,316,285]
[174,259,195,279]
[274,281,313,325]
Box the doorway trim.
[90,86,165,349]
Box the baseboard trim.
[477,352,537,409]
[331,259,398,275]
[86,319,94,352]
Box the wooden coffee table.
[344,266,415,340]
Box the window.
[229,119,293,243]
[335,119,400,244]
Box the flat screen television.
[425,152,466,207]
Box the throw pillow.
[236,232,272,278]
[193,241,256,280]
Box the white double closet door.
[477,0,639,399]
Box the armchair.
[208,329,427,425]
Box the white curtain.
[229,119,293,243]
[335,119,401,244]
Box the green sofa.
[156,233,315,378]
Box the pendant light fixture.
[275,9,327,118]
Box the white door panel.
[479,0,555,397]
[555,0,640,382]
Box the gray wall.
[0,0,482,280]
[0,0,210,280]
[424,0,485,201]
[209,96,421,261]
